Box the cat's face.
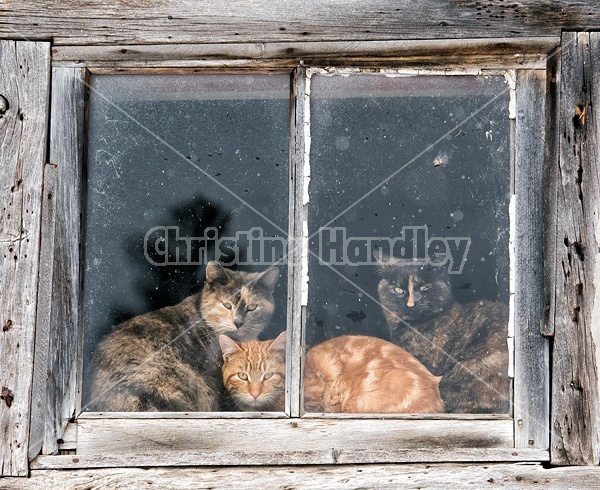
[201,262,279,340]
[219,332,286,411]
[376,255,452,325]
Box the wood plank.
[41,67,87,456]
[8,463,600,490]
[53,54,550,72]
[513,70,550,449]
[51,37,559,62]
[0,1,599,45]
[77,411,509,420]
[30,448,548,470]
[71,418,514,465]
[28,164,58,460]
[541,48,561,337]
[550,32,600,465]
[0,40,50,477]
[287,67,307,417]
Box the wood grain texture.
[0,1,599,45]
[68,418,516,465]
[28,164,58,461]
[50,38,558,71]
[8,462,596,489]
[0,40,50,477]
[513,70,550,449]
[287,67,307,417]
[30,448,548,470]
[541,49,561,337]
[550,32,600,465]
[43,67,86,456]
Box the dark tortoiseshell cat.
[376,254,509,413]
[89,261,279,412]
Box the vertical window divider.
[286,66,308,418]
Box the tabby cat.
[89,261,279,412]
[376,254,509,413]
[219,332,287,411]
[220,333,444,414]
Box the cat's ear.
[206,261,230,285]
[267,331,286,354]
[219,334,242,359]
[256,267,279,293]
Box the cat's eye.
[394,287,405,295]
[420,284,432,292]
[246,304,258,311]
[238,372,249,381]
[222,302,233,310]
[263,372,273,380]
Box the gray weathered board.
[513,70,550,449]
[50,37,558,71]
[0,1,599,45]
[30,416,551,469]
[286,67,307,417]
[0,41,50,477]
[28,164,58,461]
[28,67,87,459]
[3,463,597,489]
[26,417,550,468]
[550,32,600,466]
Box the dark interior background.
[306,74,511,347]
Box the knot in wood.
[1,387,13,408]
[0,94,8,115]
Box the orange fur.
[221,333,444,414]
[304,335,444,413]
[220,332,286,411]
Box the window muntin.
[82,74,290,411]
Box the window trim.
[30,45,551,468]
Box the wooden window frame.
[28,39,555,470]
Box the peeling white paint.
[507,194,516,378]
[301,70,312,307]
[504,70,517,119]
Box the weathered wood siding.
[3,463,600,489]
[29,67,87,459]
[28,164,57,460]
[0,41,50,476]
[0,1,599,45]
[513,70,550,450]
[550,32,600,465]
[56,417,526,467]
[0,0,599,477]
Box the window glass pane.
[305,74,510,414]
[83,74,289,412]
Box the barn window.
[31,49,550,466]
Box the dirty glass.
[305,74,511,414]
[82,75,289,411]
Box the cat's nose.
[249,385,261,400]
[234,312,245,329]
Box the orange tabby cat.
[219,332,286,411]
[220,333,444,413]
[304,335,444,413]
